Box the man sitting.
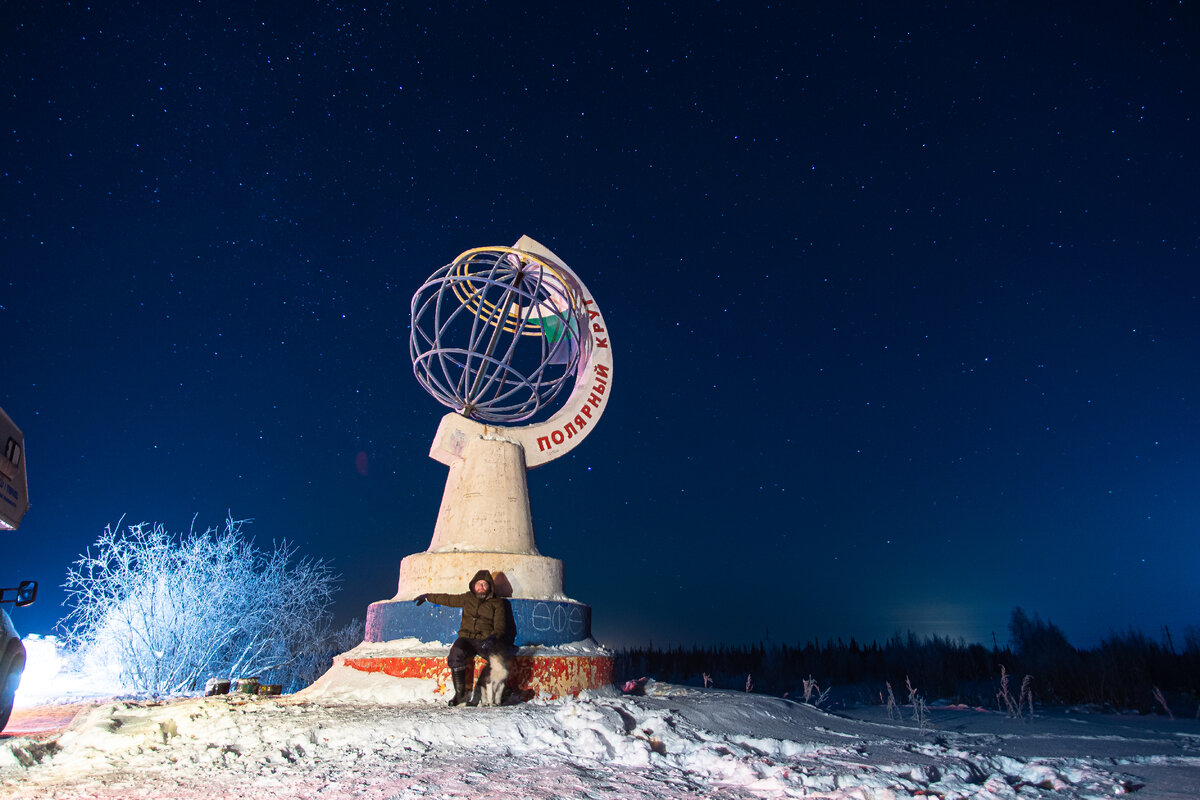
[415,569,507,706]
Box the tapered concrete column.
[390,426,566,600]
[427,434,537,555]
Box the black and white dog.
[477,651,510,706]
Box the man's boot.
[448,668,468,707]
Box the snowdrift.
[2,680,1198,798]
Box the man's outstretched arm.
[414,592,469,608]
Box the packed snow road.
[2,681,1197,799]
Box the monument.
[330,235,614,700]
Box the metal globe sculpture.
[410,246,586,423]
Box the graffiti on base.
[343,654,613,698]
[531,602,587,637]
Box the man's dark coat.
[427,569,507,641]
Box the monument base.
[367,597,592,646]
[317,639,613,701]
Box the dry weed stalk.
[996,665,1018,717]
[884,681,901,720]
[1018,674,1034,720]
[905,675,930,730]
[995,665,1034,721]
[1152,687,1174,720]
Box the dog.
[477,651,509,706]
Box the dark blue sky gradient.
[3,1,1197,649]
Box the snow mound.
[297,662,440,705]
[2,686,1191,799]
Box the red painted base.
[338,653,613,700]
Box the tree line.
[613,609,1200,715]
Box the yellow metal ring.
[445,247,577,338]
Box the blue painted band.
[366,597,592,647]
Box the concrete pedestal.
[337,650,613,701]
[394,551,564,601]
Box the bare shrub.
[996,665,1035,721]
[801,675,831,708]
[60,516,339,696]
[289,616,364,689]
[906,675,931,730]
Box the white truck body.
[0,406,30,530]
[0,405,34,731]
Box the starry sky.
[3,1,1197,650]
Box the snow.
[14,636,130,709]
[334,635,614,660]
[4,675,1200,799]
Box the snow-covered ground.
[4,667,1200,800]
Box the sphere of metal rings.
[410,247,587,423]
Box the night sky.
[3,1,1197,651]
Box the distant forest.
[612,608,1200,716]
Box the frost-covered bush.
[60,516,340,696]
